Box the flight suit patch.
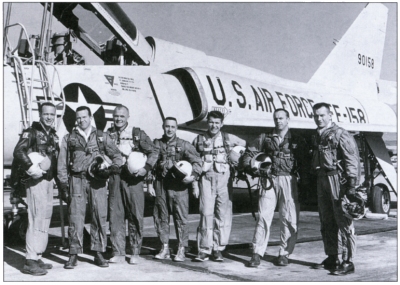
[38,132,47,144]
[22,132,30,139]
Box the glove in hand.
[60,184,70,204]
[109,164,121,175]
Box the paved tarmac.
[3,203,397,282]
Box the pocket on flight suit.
[202,155,213,173]
[279,157,294,173]
[320,149,337,171]
[32,182,51,233]
[71,176,83,197]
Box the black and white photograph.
[3,2,397,282]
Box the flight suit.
[57,126,123,255]
[12,121,59,260]
[151,135,202,248]
[311,122,360,260]
[107,125,159,257]
[193,132,246,255]
[242,130,309,257]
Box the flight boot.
[194,252,209,262]
[212,250,224,262]
[246,253,261,268]
[64,254,78,269]
[312,255,340,270]
[21,259,48,276]
[129,248,140,264]
[94,252,109,268]
[155,244,170,260]
[109,255,125,263]
[173,246,186,262]
[37,259,53,269]
[37,254,53,269]
[275,255,289,266]
[331,261,355,275]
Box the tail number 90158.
[358,54,374,69]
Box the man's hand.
[26,164,46,180]
[182,175,195,184]
[147,183,156,197]
[192,182,200,199]
[60,184,70,204]
[109,164,121,175]
[134,167,147,177]
[345,177,357,201]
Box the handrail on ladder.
[36,60,66,131]
[4,23,65,132]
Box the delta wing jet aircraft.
[3,3,397,230]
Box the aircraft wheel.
[7,214,28,243]
[370,184,391,215]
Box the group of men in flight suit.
[11,100,360,277]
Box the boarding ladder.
[4,22,68,247]
[4,23,65,132]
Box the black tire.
[370,184,391,215]
[7,214,28,243]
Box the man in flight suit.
[106,105,159,264]
[148,117,202,262]
[310,102,360,275]
[12,102,59,275]
[192,111,246,262]
[58,106,123,269]
[242,108,310,267]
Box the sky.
[3,2,397,82]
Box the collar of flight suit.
[74,125,95,142]
[32,121,55,135]
[109,123,128,134]
[317,121,334,136]
[203,131,223,148]
[204,130,222,140]
[272,128,291,145]
[161,134,177,145]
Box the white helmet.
[228,146,246,168]
[250,153,272,177]
[28,152,51,171]
[88,154,112,180]
[341,186,368,220]
[127,152,147,174]
[170,161,193,180]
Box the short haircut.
[76,106,92,117]
[207,110,224,122]
[39,102,56,114]
[274,108,290,118]
[312,102,331,112]
[114,104,129,115]
[164,117,177,124]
